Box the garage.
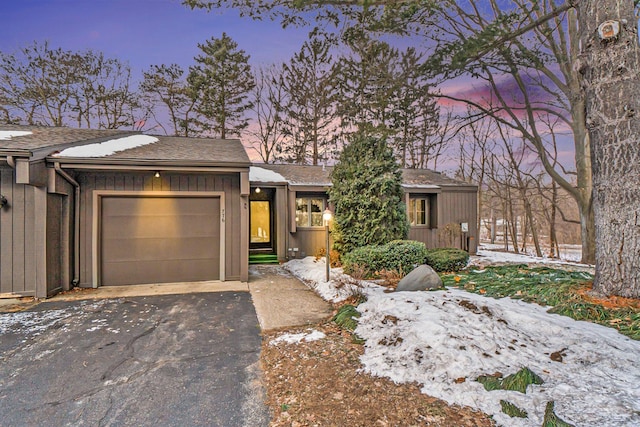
[100,195,222,286]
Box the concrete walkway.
[248,264,334,331]
[0,265,333,332]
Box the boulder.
[396,264,443,292]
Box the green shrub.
[424,248,469,272]
[343,240,427,278]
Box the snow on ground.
[54,135,158,157]
[0,299,114,338]
[478,242,585,264]
[0,130,32,140]
[269,329,326,345]
[284,257,379,303]
[285,255,640,427]
[475,245,592,272]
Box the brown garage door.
[101,196,221,286]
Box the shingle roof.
[254,163,473,188]
[0,126,250,166]
[93,136,251,165]
[401,168,472,187]
[0,124,133,152]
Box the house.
[249,164,477,261]
[0,125,476,298]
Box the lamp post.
[322,208,333,282]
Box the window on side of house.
[409,196,432,227]
[295,196,326,227]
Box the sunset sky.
[0,0,309,73]
[0,0,576,170]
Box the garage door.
[101,196,221,286]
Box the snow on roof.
[249,166,286,183]
[54,135,158,157]
[0,130,33,140]
[401,184,441,189]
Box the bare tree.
[246,65,287,163]
[0,42,140,129]
[140,64,199,136]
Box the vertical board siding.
[286,188,478,259]
[0,166,37,295]
[46,194,64,295]
[289,229,326,259]
[437,189,478,253]
[275,187,287,260]
[77,171,242,286]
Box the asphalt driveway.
[0,292,269,427]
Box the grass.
[542,401,575,427]
[477,367,544,394]
[500,400,528,418]
[333,304,361,332]
[441,265,640,340]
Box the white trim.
[92,190,226,287]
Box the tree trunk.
[549,181,558,259]
[578,0,640,298]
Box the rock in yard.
[396,265,443,292]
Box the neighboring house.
[0,125,476,298]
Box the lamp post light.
[322,208,333,282]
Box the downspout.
[6,155,16,168]
[54,163,81,287]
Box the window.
[296,197,326,227]
[409,197,431,227]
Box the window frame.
[295,195,327,228]
[408,194,436,228]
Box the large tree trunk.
[578,0,640,298]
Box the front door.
[250,200,272,249]
[249,187,276,252]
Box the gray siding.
[76,171,244,286]
[285,187,478,259]
[288,228,326,259]
[0,166,36,295]
[274,186,288,261]
[46,194,64,296]
[437,188,478,254]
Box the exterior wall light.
[154,171,160,178]
[255,187,261,194]
[323,208,333,282]
[0,195,6,209]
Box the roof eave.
[48,157,251,170]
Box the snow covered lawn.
[284,256,640,427]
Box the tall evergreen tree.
[188,33,255,138]
[335,34,400,138]
[279,37,338,165]
[329,133,408,255]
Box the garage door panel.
[103,237,219,262]
[101,196,221,286]
[103,259,218,286]
[103,216,219,239]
